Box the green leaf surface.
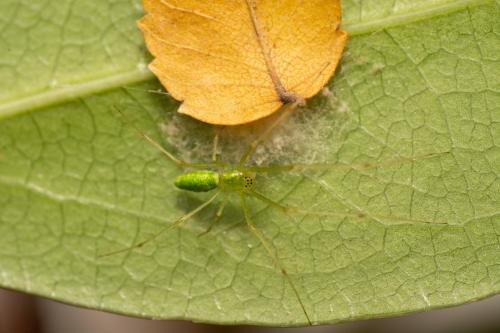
[0,0,499,327]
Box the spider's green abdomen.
[174,171,219,192]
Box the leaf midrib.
[344,0,490,34]
[0,0,488,121]
[0,175,171,226]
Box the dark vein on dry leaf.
[153,66,284,110]
[159,0,224,24]
[147,28,268,74]
[245,0,300,104]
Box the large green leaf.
[0,0,499,327]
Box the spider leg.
[212,130,220,163]
[246,190,447,226]
[240,194,312,326]
[244,152,450,173]
[99,191,220,257]
[238,101,301,166]
[115,106,220,169]
[198,194,228,237]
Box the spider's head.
[243,172,256,190]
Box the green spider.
[104,103,447,325]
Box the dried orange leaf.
[138,0,347,125]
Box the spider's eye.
[244,176,254,189]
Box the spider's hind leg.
[99,192,220,257]
[198,194,228,237]
[115,106,219,169]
